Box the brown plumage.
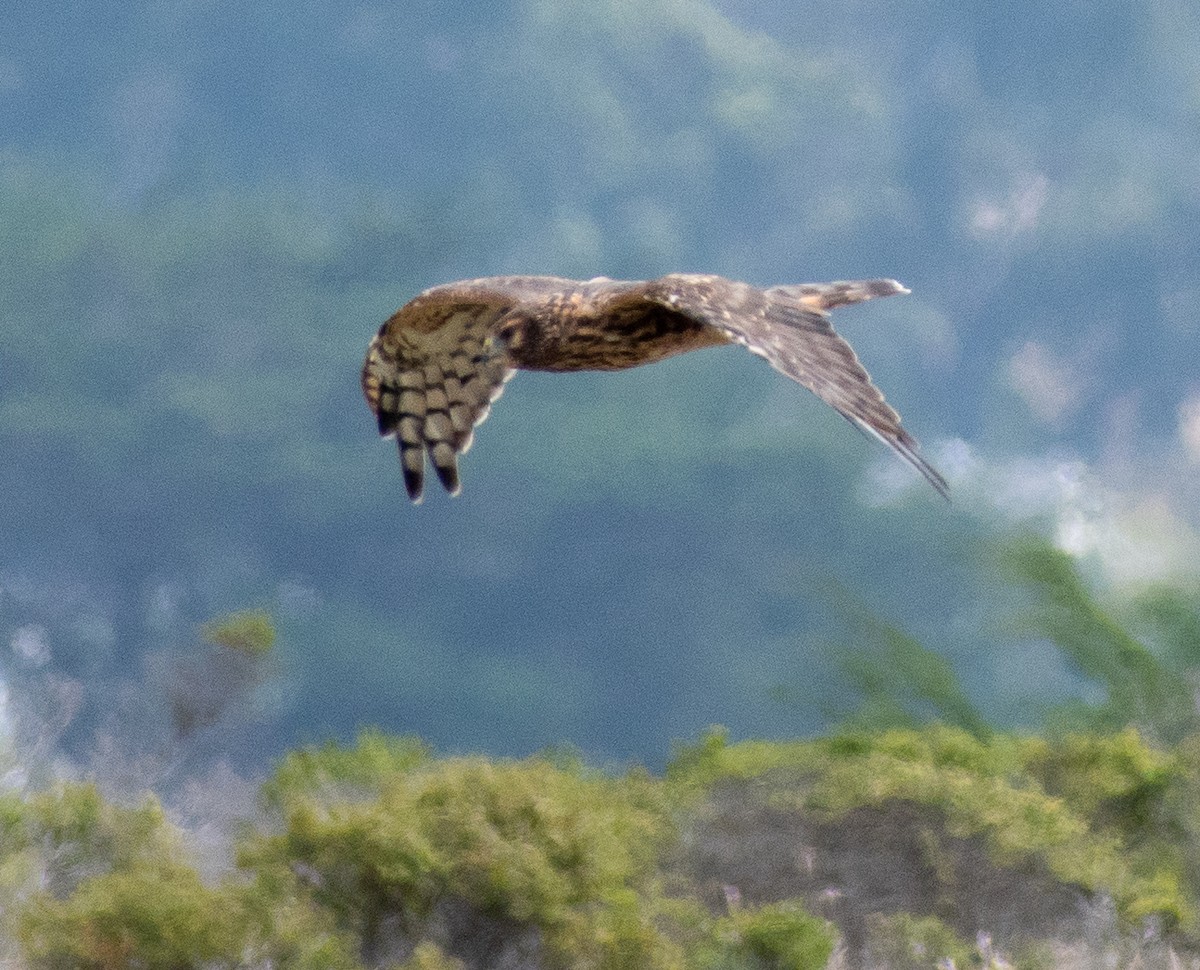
[361,273,947,503]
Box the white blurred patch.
[969,173,1049,240]
[1179,392,1200,463]
[169,761,261,881]
[1054,498,1193,590]
[934,436,978,481]
[863,436,974,504]
[11,624,51,667]
[147,581,185,634]
[872,437,1200,589]
[998,455,1200,588]
[278,579,321,619]
[0,679,24,792]
[1007,340,1080,425]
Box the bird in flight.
[362,273,946,503]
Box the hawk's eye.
[495,320,522,345]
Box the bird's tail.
[766,279,910,312]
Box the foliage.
[396,942,468,970]
[246,732,685,967]
[1001,538,1200,744]
[167,611,280,740]
[860,913,977,969]
[19,861,242,968]
[201,609,277,656]
[668,724,1196,935]
[731,902,836,970]
[0,784,178,963]
[232,872,365,970]
[3,718,1200,967]
[5,540,1200,965]
[260,728,432,808]
[0,783,178,899]
[821,609,989,737]
[19,866,364,970]
[1,782,361,969]
[255,732,845,968]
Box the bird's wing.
[605,274,948,497]
[362,282,525,502]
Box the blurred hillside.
[4,0,1200,761]
[3,541,1200,968]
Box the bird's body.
[362,273,946,502]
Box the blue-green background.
[3,0,1199,769]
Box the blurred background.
[3,0,1199,779]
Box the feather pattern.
[363,274,946,502]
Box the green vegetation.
[4,721,1197,967]
[202,610,277,656]
[0,740,837,969]
[248,735,679,967]
[800,591,991,737]
[166,611,280,740]
[1000,539,1200,745]
[860,914,984,970]
[729,903,836,969]
[3,540,1200,967]
[671,724,1194,934]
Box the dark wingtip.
[403,471,425,504]
[399,444,425,504]
[433,460,461,497]
[922,462,951,501]
[892,436,950,501]
[429,441,462,497]
[377,408,399,437]
[846,414,949,501]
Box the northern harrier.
[362,274,947,502]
